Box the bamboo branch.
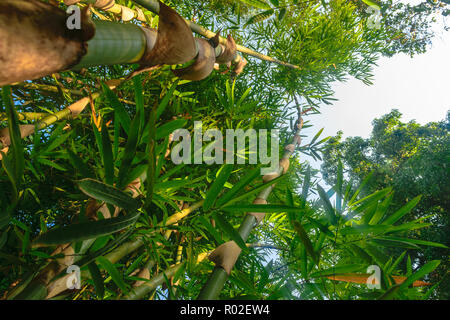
[13,82,136,105]
[123,262,184,300]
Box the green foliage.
[0,0,446,301]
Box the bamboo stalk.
[132,0,301,70]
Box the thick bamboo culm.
[197,115,304,300]
[74,21,237,68]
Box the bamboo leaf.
[133,74,145,132]
[310,264,366,278]
[369,192,394,225]
[13,281,47,300]
[300,245,308,278]
[406,255,412,277]
[101,121,114,185]
[245,9,274,26]
[145,102,157,209]
[103,83,130,134]
[422,282,440,300]
[381,237,448,249]
[213,212,247,251]
[377,284,401,300]
[317,184,337,225]
[292,221,318,264]
[388,251,407,274]
[310,128,324,145]
[203,164,234,211]
[219,174,286,207]
[117,110,141,189]
[222,203,303,213]
[348,171,373,205]
[216,167,260,207]
[336,160,343,212]
[239,0,272,10]
[37,158,67,171]
[370,238,421,250]
[382,195,422,225]
[87,262,105,299]
[361,0,380,9]
[1,86,24,193]
[278,7,286,21]
[399,260,440,291]
[340,224,391,236]
[32,210,140,247]
[350,187,392,209]
[97,256,129,293]
[77,178,140,211]
[67,149,95,179]
[156,80,179,119]
[155,119,187,140]
[301,166,311,200]
[198,216,224,245]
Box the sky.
[301,12,450,172]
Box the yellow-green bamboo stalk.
[15,82,84,96]
[41,199,204,298]
[0,112,47,122]
[15,82,135,105]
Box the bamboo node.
[285,144,296,153]
[94,0,116,10]
[262,172,279,183]
[293,135,302,146]
[216,34,237,64]
[208,241,242,275]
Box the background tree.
[321,109,450,298]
